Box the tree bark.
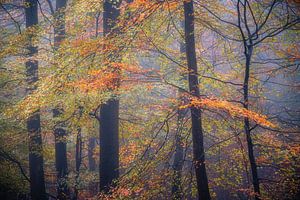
[172,24,186,200]
[88,136,97,195]
[88,137,96,171]
[53,110,69,200]
[243,45,260,200]
[171,108,185,200]
[74,128,82,200]
[53,1,70,199]
[99,0,121,193]
[183,1,211,199]
[99,99,119,192]
[25,1,47,200]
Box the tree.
[99,0,122,193]
[172,21,186,200]
[52,0,70,199]
[234,1,299,199]
[183,1,211,199]
[74,119,83,200]
[88,12,101,173]
[25,0,47,199]
[196,0,299,198]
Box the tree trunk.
[99,99,119,192]
[88,137,97,195]
[25,1,47,200]
[74,128,82,200]
[99,0,121,193]
[183,1,211,199]
[171,108,185,200]
[88,137,96,171]
[53,1,70,199]
[172,25,186,200]
[243,46,260,200]
[53,110,69,200]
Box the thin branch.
[0,148,30,183]
[0,3,22,34]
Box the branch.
[0,147,30,183]
[45,0,54,15]
[0,3,21,34]
[253,17,300,45]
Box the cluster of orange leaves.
[127,0,179,10]
[285,44,300,62]
[66,37,120,57]
[119,0,180,29]
[68,62,153,92]
[120,140,142,167]
[180,97,275,127]
[68,67,118,92]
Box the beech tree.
[52,0,70,199]
[198,1,299,198]
[171,21,186,200]
[99,0,122,192]
[235,1,299,198]
[183,1,210,199]
[25,0,47,199]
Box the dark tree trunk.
[243,46,260,200]
[74,128,82,200]
[53,1,70,199]
[87,11,99,197]
[99,99,119,192]
[171,109,185,200]
[172,27,186,200]
[53,110,69,200]
[183,1,211,200]
[25,1,47,200]
[99,0,121,193]
[88,137,97,195]
[88,137,96,171]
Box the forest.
[0,0,299,199]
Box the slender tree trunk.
[172,27,186,200]
[25,1,47,200]
[88,137,96,171]
[86,14,100,196]
[183,1,211,199]
[171,108,185,200]
[88,11,97,170]
[88,12,100,173]
[74,128,82,200]
[243,46,260,200]
[53,1,70,199]
[53,110,69,200]
[88,137,97,195]
[99,0,121,193]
